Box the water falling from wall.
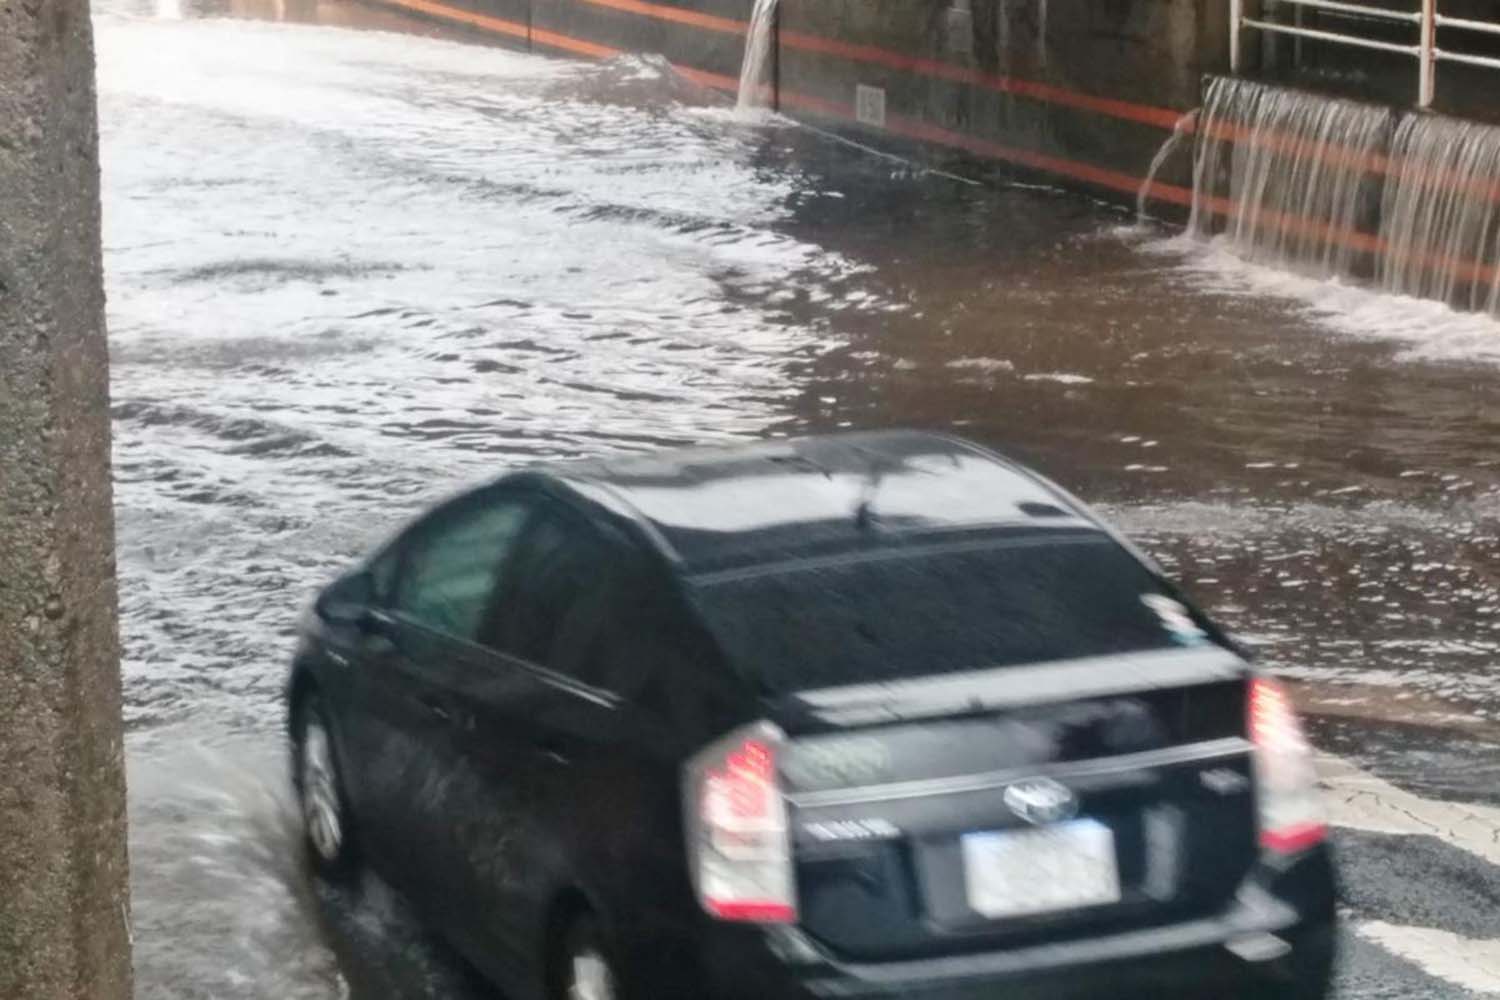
[1378,114,1500,314]
[1189,76,1392,281]
[736,0,779,112]
[1183,75,1500,316]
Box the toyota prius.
[287,430,1337,1000]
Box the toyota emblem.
[1003,777,1078,826]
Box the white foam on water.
[947,356,1016,374]
[1138,232,1500,365]
[126,735,346,1000]
[1023,371,1095,384]
[1140,76,1500,361]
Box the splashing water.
[1137,110,1196,222]
[736,0,779,112]
[127,739,347,1000]
[1183,75,1500,316]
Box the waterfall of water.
[1378,114,1500,314]
[736,0,780,112]
[1181,75,1500,316]
[1189,76,1392,280]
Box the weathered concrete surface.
[531,0,749,81]
[779,0,1215,206]
[0,0,133,998]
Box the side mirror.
[316,570,376,627]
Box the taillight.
[1250,677,1327,854]
[684,722,797,924]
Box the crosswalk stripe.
[1357,922,1500,995]
[1319,756,1500,868]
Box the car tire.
[558,915,621,1000]
[292,692,358,883]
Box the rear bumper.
[697,846,1336,1000]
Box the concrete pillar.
[0,0,133,997]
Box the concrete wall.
[776,0,1217,204]
[0,0,133,997]
[366,0,1234,210]
[534,0,749,84]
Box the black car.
[287,430,1337,1000]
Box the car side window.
[391,494,532,642]
[479,504,619,676]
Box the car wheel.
[293,693,357,881]
[561,916,619,1000]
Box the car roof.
[520,430,1103,577]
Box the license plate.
[961,819,1121,919]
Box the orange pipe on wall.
[375,0,528,40]
[577,0,746,36]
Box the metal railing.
[1230,0,1500,107]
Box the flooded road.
[94,1,1500,996]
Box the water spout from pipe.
[1138,111,1197,223]
[736,0,780,113]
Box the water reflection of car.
[286,431,1337,1000]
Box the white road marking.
[1319,757,1500,993]
[1318,756,1500,868]
[1357,922,1500,995]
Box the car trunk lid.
[769,648,1257,961]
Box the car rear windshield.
[689,532,1212,694]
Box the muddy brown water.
[95,1,1499,995]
